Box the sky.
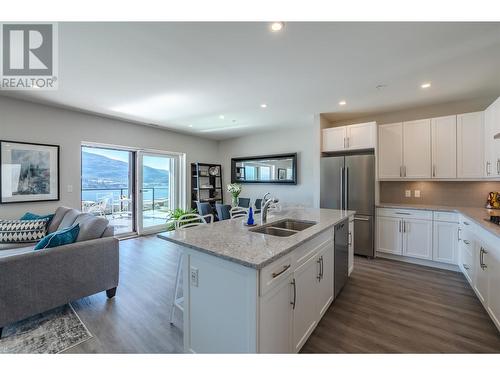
[82,146,170,171]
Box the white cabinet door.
[348,218,354,276]
[487,245,500,328]
[403,119,432,178]
[317,242,334,317]
[474,241,489,304]
[259,274,293,353]
[432,221,458,264]
[322,127,347,152]
[376,216,402,255]
[431,115,457,178]
[457,112,485,178]
[459,232,475,284]
[378,123,403,179]
[402,219,433,260]
[292,254,319,352]
[346,122,376,150]
[484,105,496,177]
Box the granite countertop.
[377,203,500,239]
[158,208,355,269]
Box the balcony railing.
[81,187,169,215]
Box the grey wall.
[217,124,321,208]
[0,96,219,219]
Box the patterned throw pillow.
[0,219,50,243]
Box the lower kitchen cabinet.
[259,274,294,353]
[377,216,403,255]
[317,241,334,317]
[402,218,433,260]
[292,253,320,352]
[487,243,500,328]
[433,221,459,264]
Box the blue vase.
[247,207,254,225]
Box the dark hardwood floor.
[302,256,500,353]
[66,236,500,353]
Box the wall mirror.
[231,153,297,184]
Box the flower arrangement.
[227,183,242,206]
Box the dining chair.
[230,206,248,219]
[171,213,213,326]
[254,198,263,211]
[237,197,251,208]
[196,202,215,223]
[215,203,231,220]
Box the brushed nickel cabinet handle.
[400,166,403,177]
[395,212,411,215]
[404,166,407,177]
[463,264,470,270]
[458,228,461,241]
[464,221,470,226]
[433,165,436,177]
[463,240,470,245]
[486,161,491,176]
[272,264,291,279]
[497,159,500,175]
[290,278,296,309]
[317,258,322,281]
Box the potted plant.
[227,183,242,207]
[166,207,197,231]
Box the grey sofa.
[0,207,119,339]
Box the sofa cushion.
[35,223,80,250]
[0,219,50,243]
[0,245,36,259]
[57,209,81,231]
[20,212,55,222]
[0,242,32,251]
[48,207,72,233]
[73,213,109,242]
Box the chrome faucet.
[261,193,279,224]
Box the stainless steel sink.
[250,219,317,237]
[270,219,317,232]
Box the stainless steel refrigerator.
[320,153,375,257]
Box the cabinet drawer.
[377,208,432,220]
[433,211,459,223]
[292,229,333,268]
[260,255,293,296]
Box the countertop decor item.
[0,140,60,203]
[208,166,220,176]
[486,192,500,209]
[246,207,254,226]
[227,183,242,207]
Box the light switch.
[414,190,421,198]
[405,190,411,198]
[190,267,199,287]
[67,185,73,193]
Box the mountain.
[82,151,169,189]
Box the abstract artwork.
[1,140,59,203]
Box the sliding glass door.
[137,151,179,234]
[81,146,136,236]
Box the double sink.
[249,219,317,237]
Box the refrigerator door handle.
[344,167,348,211]
[339,167,344,210]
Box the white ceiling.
[2,22,500,140]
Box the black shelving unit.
[191,162,223,210]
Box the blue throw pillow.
[20,212,55,223]
[34,224,80,250]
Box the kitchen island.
[158,208,355,353]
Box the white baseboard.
[376,252,460,272]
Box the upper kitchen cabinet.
[378,122,403,179]
[431,115,457,178]
[485,97,500,178]
[403,119,432,179]
[378,119,431,179]
[322,122,376,152]
[457,111,485,178]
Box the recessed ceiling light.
[260,103,267,108]
[188,124,193,128]
[270,22,284,32]
[421,82,431,89]
[219,115,225,119]
[339,100,347,106]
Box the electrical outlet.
[190,267,199,287]
[405,190,411,198]
[414,190,421,198]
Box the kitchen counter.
[377,203,500,239]
[158,208,354,269]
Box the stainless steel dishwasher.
[334,219,349,298]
